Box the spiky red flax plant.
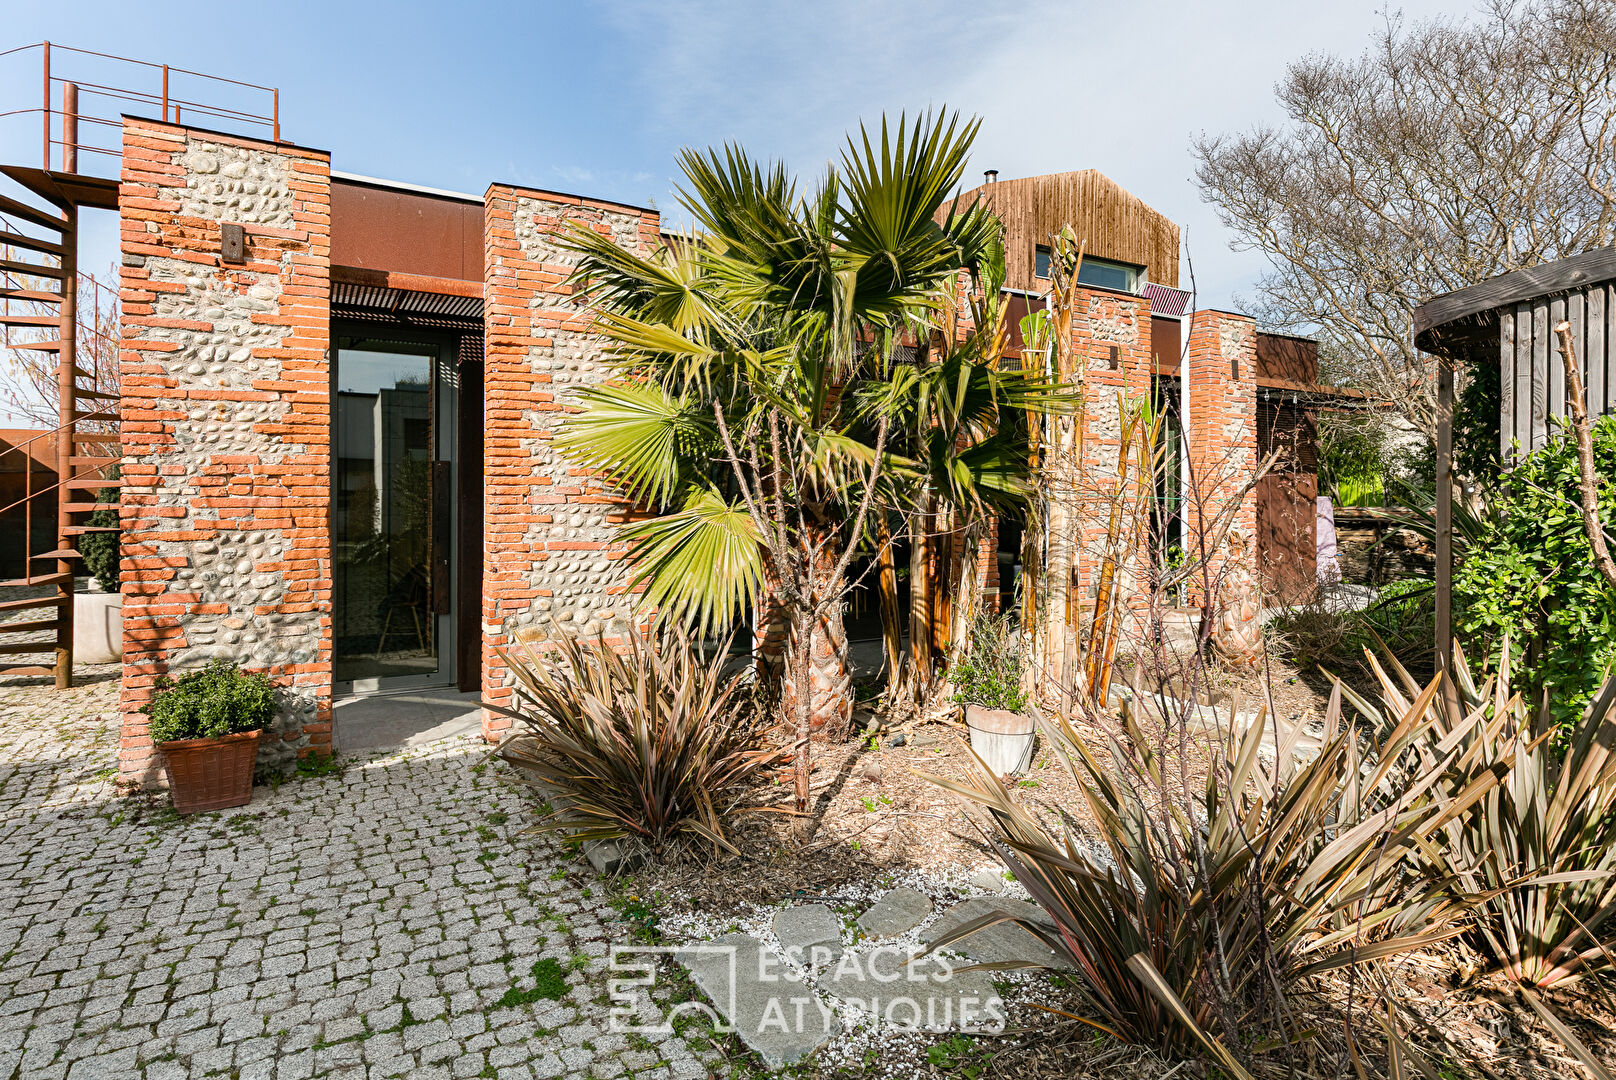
[492,629,786,856]
[921,675,1490,1078]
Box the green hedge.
[1455,416,1616,725]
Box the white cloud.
[604,0,1479,310]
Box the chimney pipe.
[984,169,999,184]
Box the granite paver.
[0,668,714,1079]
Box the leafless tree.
[0,260,120,438]
[1194,0,1616,439]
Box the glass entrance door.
[332,333,457,692]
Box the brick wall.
[480,185,660,737]
[117,118,332,784]
[1183,309,1259,598]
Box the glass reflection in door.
[333,343,443,684]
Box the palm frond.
[554,383,714,507]
[620,485,766,635]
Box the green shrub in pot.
[145,660,277,743]
[950,613,1028,713]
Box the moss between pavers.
[494,958,569,1008]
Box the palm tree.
[880,253,1067,699]
[555,111,1059,810]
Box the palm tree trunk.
[908,499,934,681]
[932,513,954,658]
[876,518,903,695]
[787,608,815,812]
[781,530,854,748]
[947,517,988,662]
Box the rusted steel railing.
[0,41,282,174]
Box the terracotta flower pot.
[159,730,260,814]
[965,705,1036,776]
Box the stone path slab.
[824,947,1004,1033]
[772,903,844,968]
[855,887,932,939]
[675,933,837,1068]
[922,897,1070,970]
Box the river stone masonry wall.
[480,185,661,737]
[1184,309,1259,602]
[118,118,332,784]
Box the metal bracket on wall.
[220,222,245,264]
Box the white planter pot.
[965,705,1036,776]
[73,589,122,665]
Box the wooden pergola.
[1413,246,1616,700]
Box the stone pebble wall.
[118,118,332,783]
[1183,310,1259,603]
[1069,287,1156,603]
[480,185,661,736]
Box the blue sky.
[1,0,1477,420]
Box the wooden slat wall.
[964,171,1180,293]
[1499,283,1616,463]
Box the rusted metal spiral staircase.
[0,42,281,688]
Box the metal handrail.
[0,461,115,516]
[0,41,283,173]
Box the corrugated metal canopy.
[331,281,483,327]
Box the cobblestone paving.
[0,671,714,1080]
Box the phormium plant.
[492,629,785,855]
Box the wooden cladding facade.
[1499,284,1616,462]
[961,171,1180,293]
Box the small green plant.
[78,462,121,592]
[143,661,276,744]
[926,1034,989,1077]
[950,613,1027,713]
[295,752,344,780]
[495,958,570,1008]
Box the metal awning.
[331,280,482,328]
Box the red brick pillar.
[480,185,660,739]
[1183,309,1258,601]
[117,118,332,785]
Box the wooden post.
[1435,350,1455,717]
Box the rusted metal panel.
[1149,315,1180,375]
[1255,332,1318,383]
[1256,397,1319,602]
[330,178,483,283]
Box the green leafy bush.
[950,614,1027,712]
[77,462,120,592]
[144,660,277,744]
[1454,415,1616,724]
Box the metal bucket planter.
[965,705,1036,776]
[159,730,260,814]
